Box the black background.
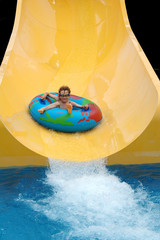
[0,0,159,78]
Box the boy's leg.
[38,107,46,114]
[66,103,72,114]
[38,103,57,114]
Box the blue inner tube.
[28,93,102,132]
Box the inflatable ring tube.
[28,93,102,132]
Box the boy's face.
[59,90,70,103]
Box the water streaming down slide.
[0,0,160,165]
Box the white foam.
[22,159,160,239]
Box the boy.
[38,86,89,114]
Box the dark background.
[0,0,159,78]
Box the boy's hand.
[66,103,72,114]
[83,104,89,110]
[41,95,47,100]
[41,92,48,99]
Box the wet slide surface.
[0,0,158,161]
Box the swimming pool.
[0,160,160,240]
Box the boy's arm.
[41,92,59,101]
[48,93,59,101]
[70,101,88,109]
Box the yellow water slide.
[0,0,160,167]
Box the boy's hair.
[58,86,71,94]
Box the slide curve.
[0,0,159,162]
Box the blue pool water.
[0,159,160,240]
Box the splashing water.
[18,159,160,240]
